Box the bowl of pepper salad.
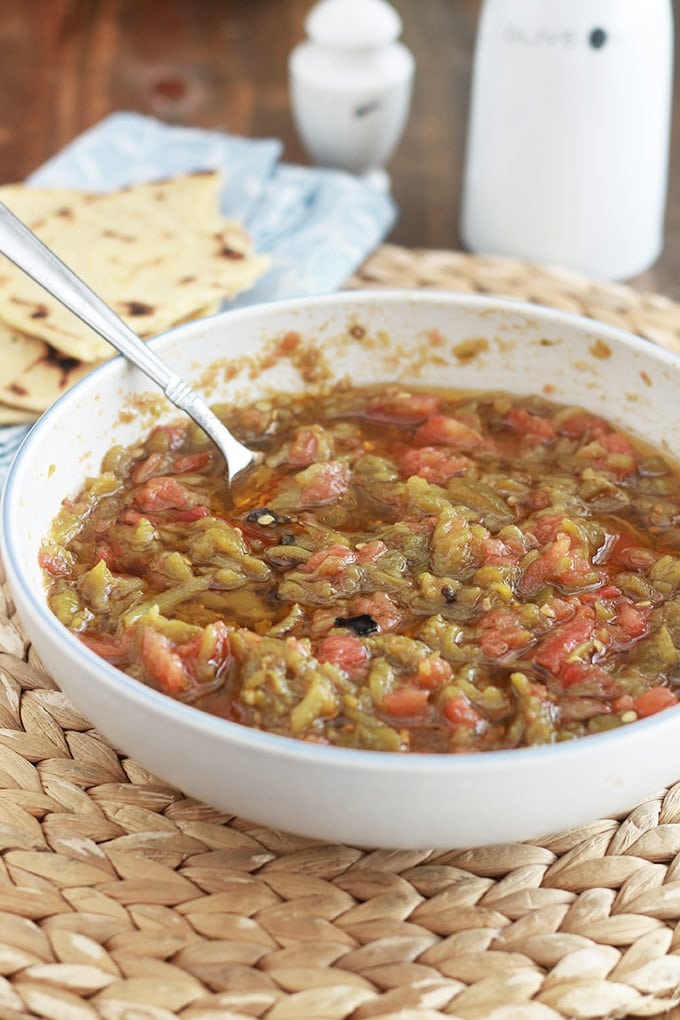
[4,290,680,848]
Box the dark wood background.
[0,0,679,296]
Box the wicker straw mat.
[3,246,680,1020]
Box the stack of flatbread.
[0,171,269,423]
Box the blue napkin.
[0,112,397,482]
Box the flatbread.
[0,184,86,225]
[0,322,99,413]
[0,404,38,425]
[0,297,224,414]
[0,173,269,362]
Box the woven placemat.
[2,246,680,1020]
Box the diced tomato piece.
[534,611,595,675]
[175,632,204,663]
[78,631,130,662]
[148,423,187,449]
[303,544,356,576]
[94,542,124,569]
[574,583,615,603]
[549,597,580,623]
[519,533,596,596]
[615,600,651,641]
[479,607,532,658]
[401,446,470,484]
[168,506,210,523]
[608,533,636,562]
[530,514,566,545]
[520,536,571,595]
[206,620,231,661]
[417,656,453,688]
[597,585,622,600]
[191,620,231,679]
[634,687,679,718]
[415,415,484,449]
[350,591,402,632]
[575,424,638,479]
[356,540,388,563]
[527,489,552,511]
[139,622,231,695]
[140,628,188,694]
[506,406,557,442]
[600,431,635,456]
[38,549,71,577]
[480,537,521,567]
[608,533,656,571]
[119,509,147,526]
[120,504,208,528]
[559,411,602,440]
[612,694,635,714]
[288,428,320,467]
[173,452,214,474]
[381,686,430,718]
[131,451,169,484]
[296,462,349,507]
[442,695,484,730]
[316,633,368,675]
[365,391,442,424]
[559,660,614,693]
[135,476,196,512]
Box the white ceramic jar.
[460,0,674,280]
[289,0,414,180]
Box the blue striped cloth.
[0,112,397,486]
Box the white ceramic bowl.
[4,290,680,849]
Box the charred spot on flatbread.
[220,245,246,260]
[45,345,81,379]
[122,301,156,317]
[0,321,97,412]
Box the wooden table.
[1,0,679,297]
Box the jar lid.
[305,0,402,50]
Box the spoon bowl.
[0,202,256,482]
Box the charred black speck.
[246,507,292,527]
[335,613,378,636]
[31,306,48,319]
[441,586,458,603]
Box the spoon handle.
[0,202,254,479]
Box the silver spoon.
[0,201,256,482]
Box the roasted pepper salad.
[41,384,680,752]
